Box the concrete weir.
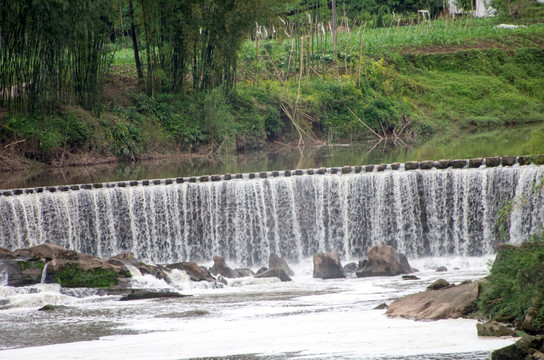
[1,155,543,265]
[0,155,535,196]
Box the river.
[1,125,542,359]
[0,257,517,359]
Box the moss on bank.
[55,263,118,288]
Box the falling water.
[0,165,542,266]
[40,262,49,284]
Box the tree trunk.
[128,0,143,83]
[331,0,337,61]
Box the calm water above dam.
[1,122,542,190]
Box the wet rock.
[391,163,400,170]
[404,161,419,170]
[402,275,420,280]
[19,243,79,262]
[166,262,215,282]
[374,303,388,310]
[427,279,451,290]
[436,159,452,169]
[0,247,14,259]
[313,252,345,279]
[477,321,519,337]
[235,268,255,277]
[469,158,484,168]
[1,259,43,286]
[501,156,516,166]
[119,290,189,301]
[436,266,448,272]
[356,245,413,277]
[256,267,268,275]
[365,165,374,172]
[492,335,544,360]
[269,253,295,277]
[452,159,467,168]
[419,160,435,170]
[254,267,292,282]
[209,256,240,279]
[343,262,359,275]
[485,156,501,167]
[521,306,541,334]
[386,281,479,320]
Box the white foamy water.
[0,257,517,360]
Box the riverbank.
[1,19,543,173]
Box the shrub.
[55,263,118,288]
[478,234,544,332]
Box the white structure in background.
[447,0,495,17]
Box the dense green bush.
[55,263,118,288]
[1,113,91,161]
[478,235,544,332]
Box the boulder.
[386,281,479,320]
[427,279,451,290]
[167,262,215,282]
[313,252,345,279]
[209,256,239,279]
[254,267,292,282]
[492,335,544,360]
[521,306,541,334]
[106,253,141,268]
[18,243,80,262]
[356,245,413,277]
[343,262,359,275]
[477,321,519,337]
[374,303,388,310]
[269,253,294,277]
[0,247,15,259]
[436,266,448,272]
[235,268,255,277]
[256,267,268,275]
[119,289,189,301]
[107,253,165,279]
[1,259,43,286]
[402,275,420,280]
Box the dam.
[0,156,543,265]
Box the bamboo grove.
[0,0,113,114]
[0,0,283,115]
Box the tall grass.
[240,17,544,78]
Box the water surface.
[0,257,517,360]
[1,122,542,190]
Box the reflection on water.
[1,123,541,190]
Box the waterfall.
[40,262,49,284]
[0,165,542,266]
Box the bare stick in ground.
[346,106,383,140]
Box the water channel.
[1,124,543,359]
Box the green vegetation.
[1,1,544,166]
[18,261,45,271]
[478,235,544,333]
[55,263,118,288]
